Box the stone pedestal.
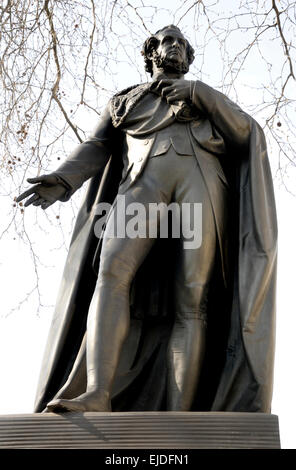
[0,412,280,449]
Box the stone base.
[0,412,280,449]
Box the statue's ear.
[143,36,159,59]
[186,42,195,66]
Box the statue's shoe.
[46,398,87,413]
[46,391,111,413]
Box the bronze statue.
[17,25,277,414]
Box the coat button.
[144,139,149,145]
[139,157,143,161]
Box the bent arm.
[53,103,115,199]
[191,80,252,147]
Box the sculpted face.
[152,28,189,75]
[155,29,187,67]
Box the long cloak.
[34,86,277,413]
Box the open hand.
[16,174,68,210]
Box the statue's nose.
[171,40,181,51]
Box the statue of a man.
[18,25,277,414]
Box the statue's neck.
[152,69,184,81]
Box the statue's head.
[142,25,195,77]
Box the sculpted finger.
[27,175,47,184]
[24,194,40,207]
[166,94,181,103]
[166,89,184,102]
[161,85,175,98]
[158,79,174,87]
[154,79,173,92]
[41,200,53,210]
[33,198,44,206]
[16,186,38,202]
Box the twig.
[44,0,83,143]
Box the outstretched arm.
[17,103,115,209]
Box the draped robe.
[34,80,277,413]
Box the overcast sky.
[0,0,295,449]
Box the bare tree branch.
[44,0,83,143]
[1,0,296,314]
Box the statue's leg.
[166,159,217,411]
[46,179,169,413]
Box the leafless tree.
[1,0,295,313]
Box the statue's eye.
[162,36,173,44]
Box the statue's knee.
[98,256,133,289]
[175,282,209,317]
[175,309,207,324]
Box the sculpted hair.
[141,25,195,76]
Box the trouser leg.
[46,174,169,412]
[86,182,170,402]
[86,236,155,397]
[167,164,217,411]
[167,314,207,411]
